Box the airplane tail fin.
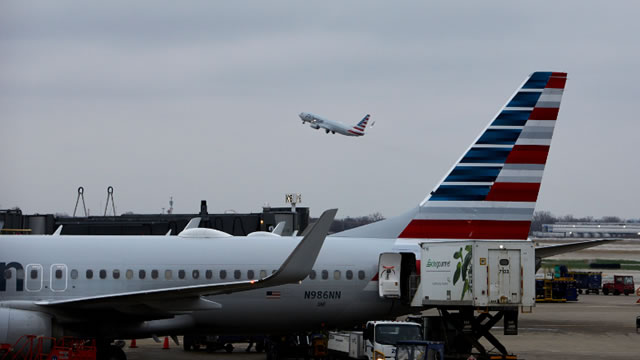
[349,114,370,136]
[335,72,567,240]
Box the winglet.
[269,208,337,284]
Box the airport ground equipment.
[183,335,265,353]
[410,241,536,309]
[602,275,635,295]
[399,241,534,359]
[394,340,436,360]
[535,277,578,302]
[0,335,97,360]
[568,271,602,294]
[327,321,422,360]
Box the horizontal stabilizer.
[535,239,617,258]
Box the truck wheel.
[624,290,630,295]
[603,288,609,295]
[225,343,234,353]
[595,289,599,294]
[578,289,583,295]
[613,289,620,295]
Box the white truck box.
[328,331,351,354]
[413,240,535,308]
[348,332,364,359]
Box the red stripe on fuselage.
[398,219,531,240]
[528,107,559,120]
[486,182,541,202]
[505,145,550,164]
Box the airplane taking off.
[299,112,371,136]
[1,72,608,360]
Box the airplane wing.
[33,209,338,314]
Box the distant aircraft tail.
[348,114,370,136]
[335,72,567,240]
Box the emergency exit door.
[488,249,521,304]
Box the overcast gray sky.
[1,1,638,219]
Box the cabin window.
[260,270,267,279]
[193,270,200,280]
[70,269,78,280]
[358,270,365,280]
[346,270,353,280]
[139,270,146,279]
[165,270,173,280]
[205,270,213,280]
[112,270,120,279]
[31,269,39,280]
[126,270,133,280]
[86,270,93,279]
[321,270,328,280]
[334,270,341,280]
[220,270,227,280]
[247,270,255,279]
[55,269,63,279]
[99,270,107,279]
[178,270,186,279]
[151,270,159,279]
[234,270,241,280]
[309,270,316,280]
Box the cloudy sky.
[1,1,638,219]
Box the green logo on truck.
[425,259,451,269]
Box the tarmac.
[123,294,640,360]
[123,240,640,360]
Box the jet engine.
[0,308,52,344]
[310,124,320,129]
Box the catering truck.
[327,321,423,360]
[408,240,536,309]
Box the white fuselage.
[0,234,418,338]
[299,112,363,136]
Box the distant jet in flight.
[299,112,371,136]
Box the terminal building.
[534,223,640,238]
[0,200,309,237]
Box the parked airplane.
[1,72,606,360]
[299,112,370,136]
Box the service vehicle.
[568,271,602,294]
[409,240,536,309]
[602,275,635,295]
[327,321,422,360]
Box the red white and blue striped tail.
[398,72,567,240]
[348,114,370,136]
